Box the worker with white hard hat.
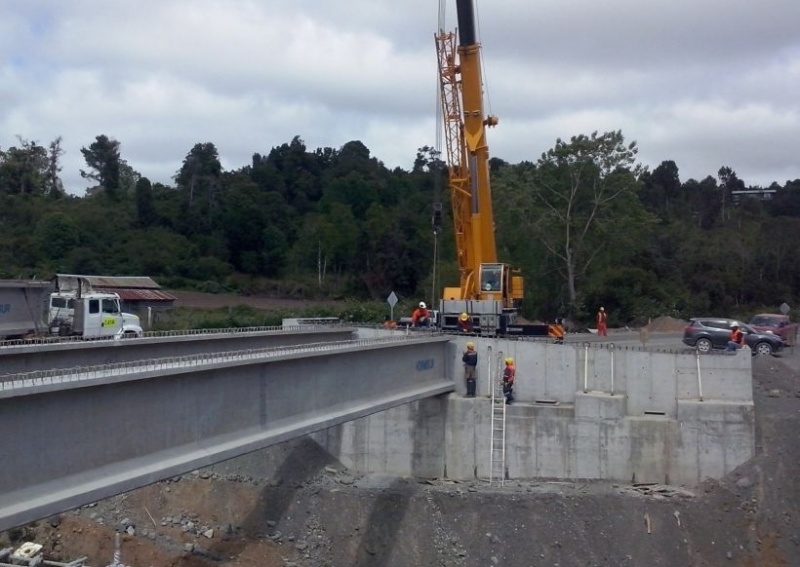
[411,301,431,328]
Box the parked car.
[748,313,798,344]
[682,317,787,355]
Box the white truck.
[0,280,144,340]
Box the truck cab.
[49,292,144,338]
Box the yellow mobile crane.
[435,0,549,336]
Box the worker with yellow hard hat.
[502,357,516,405]
[462,341,478,397]
[457,312,472,333]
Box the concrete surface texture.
[327,333,755,486]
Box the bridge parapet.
[0,326,357,375]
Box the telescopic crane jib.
[435,0,547,337]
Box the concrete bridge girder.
[0,335,452,532]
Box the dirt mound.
[645,316,689,332]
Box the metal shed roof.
[94,288,177,302]
[55,274,163,289]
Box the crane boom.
[435,0,531,335]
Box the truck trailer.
[0,280,52,338]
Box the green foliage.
[0,138,49,195]
[157,299,389,332]
[157,306,282,330]
[1,131,799,328]
[80,135,122,200]
[493,131,657,320]
[334,300,388,323]
[34,212,80,261]
[135,177,156,227]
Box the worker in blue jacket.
[462,342,478,397]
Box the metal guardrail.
[0,324,352,349]
[0,335,422,391]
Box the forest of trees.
[1,131,799,326]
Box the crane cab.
[439,263,526,336]
[478,263,523,304]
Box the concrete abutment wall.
[314,333,754,486]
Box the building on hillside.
[731,188,777,203]
[53,274,176,329]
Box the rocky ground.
[3,329,799,566]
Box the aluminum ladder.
[489,349,506,485]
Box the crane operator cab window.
[480,264,504,292]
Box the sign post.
[387,291,398,321]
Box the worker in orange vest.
[548,318,565,344]
[725,324,745,353]
[596,307,608,337]
[502,357,516,405]
[411,302,431,327]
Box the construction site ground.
[2,303,798,566]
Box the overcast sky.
[2,0,799,195]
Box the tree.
[684,176,721,229]
[34,212,81,262]
[0,137,49,195]
[640,160,681,218]
[495,131,654,315]
[717,166,745,223]
[135,177,156,227]
[45,137,65,197]
[175,143,222,235]
[80,135,122,200]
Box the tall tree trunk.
[566,250,577,308]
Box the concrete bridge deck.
[0,334,452,532]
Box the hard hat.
[459,312,469,321]
[419,301,426,308]
[600,307,605,311]
[731,323,739,328]
[466,342,475,349]
[505,357,514,364]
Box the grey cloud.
[1,0,799,193]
